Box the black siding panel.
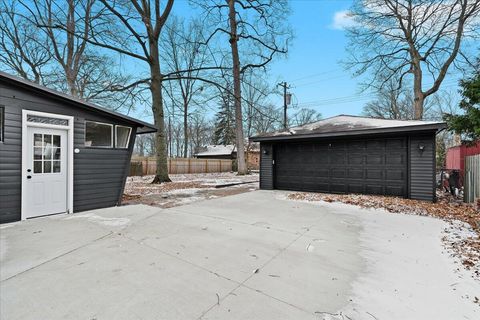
[409,133,436,201]
[259,143,273,189]
[0,81,140,223]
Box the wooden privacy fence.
[464,154,480,203]
[129,157,233,176]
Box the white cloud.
[330,10,356,31]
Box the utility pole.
[277,82,291,130]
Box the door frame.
[21,109,74,220]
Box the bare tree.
[59,0,175,183]
[290,108,322,127]
[345,0,480,119]
[194,0,291,174]
[162,16,210,157]
[22,0,99,97]
[0,0,51,84]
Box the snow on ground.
[280,193,480,319]
[123,172,259,208]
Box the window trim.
[115,125,132,149]
[0,106,4,142]
[84,120,114,148]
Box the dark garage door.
[274,137,407,197]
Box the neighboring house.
[445,141,480,174]
[194,145,236,159]
[193,143,260,170]
[250,115,446,202]
[0,71,156,224]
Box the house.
[250,115,447,202]
[194,145,236,159]
[194,143,261,170]
[0,71,156,224]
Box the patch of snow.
[282,192,480,319]
[65,213,130,227]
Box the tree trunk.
[150,45,171,183]
[183,100,188,158]
[412,60,424,120]
[227,0,247,175]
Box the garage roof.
[0,71,157,134]
[250,115,447,142]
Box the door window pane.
[34,161,42,173]
[52,135,61,147]
[44,134,52,146]
[34,134,43,146]
[53,148,61,160]
[44,147,52,160]
[116,126,132,148]
[53,161,61,173]
[43,161,51,173]
[34,147,43,160]
[85,121,112,147]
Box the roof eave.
[250,123,447,142]
[0,71,157,133]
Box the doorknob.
[27,175,32,179]
[27,169,31,172]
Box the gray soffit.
[0,71,157,134]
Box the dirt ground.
[123,172,259,208]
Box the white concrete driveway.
[1,191,478,320]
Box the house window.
[115,125,132,148]
[0,106,4,142]
[85,121,113,147]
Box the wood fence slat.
[464,154,480,203]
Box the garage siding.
[0,82,139,223]
[409,134,436,201]
[259,143,274,189]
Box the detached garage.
[0,71,156,224]
[251,115,446,202]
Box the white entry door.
[24,126,68,218]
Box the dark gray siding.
[409,133,436,201]
[0,81,139,223]
[259,143,273,190]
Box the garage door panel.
[331,168,346,178]
[366,154,383,165]
[330,152,346,164]
[348,154,364,164]
[386,153,405,165]
[366,169,383,180]
[366,184,384,194]
[386,138,406,149]
[348,184,364,193]
[348,169,364,179]
[385,185,405,196]
[386,170,404,180]
[331,183,347,193]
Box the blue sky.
[131,0,463,122]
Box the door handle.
[27,175,32,179]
